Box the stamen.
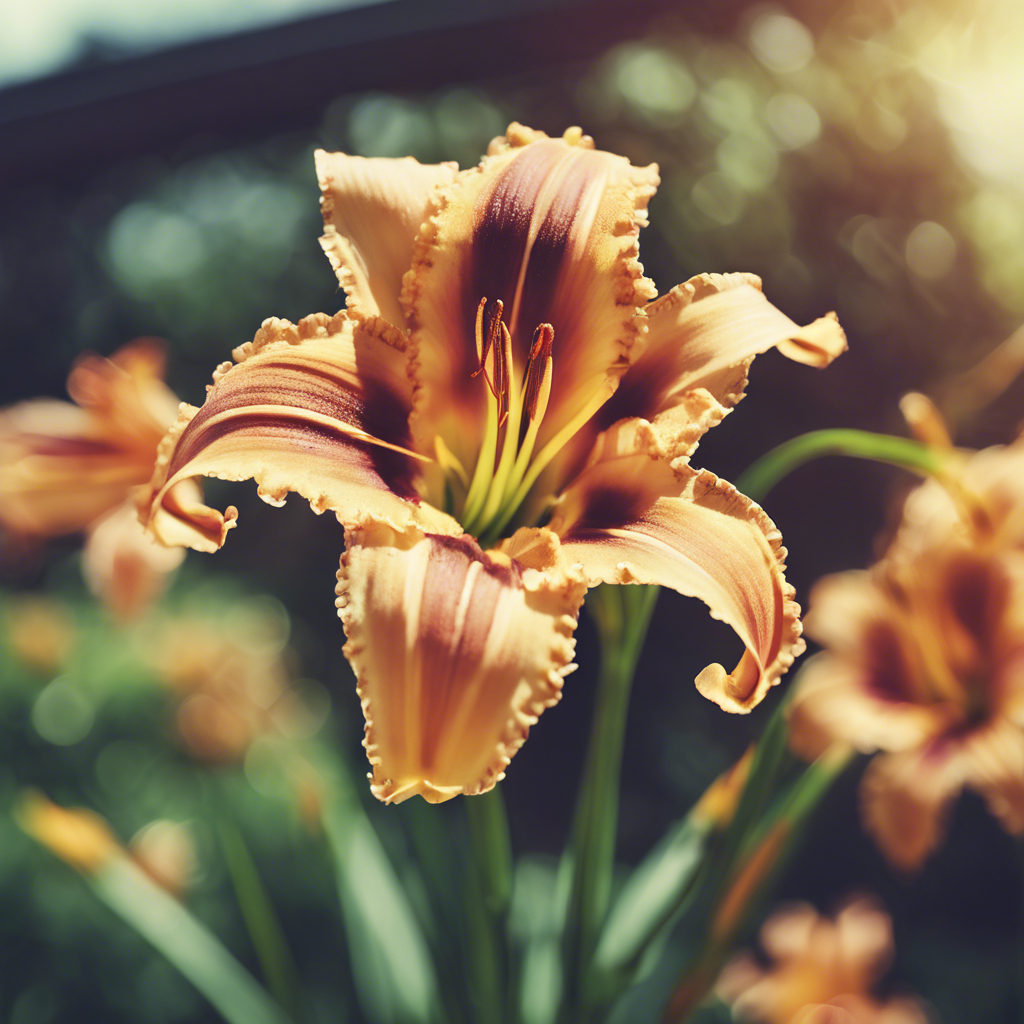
[494,323,512,428]
[471,297,504,399]
[521,324,555,423]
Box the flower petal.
[957,718,1024,835]
[549,440,803,712]
[142,312,455,552]
[315,151,458,328]
[786,653,956,762]
[336,520,585,803]
[404,123,658,471]
[0,400,145,534]
[82,497,185,620]
[591,273,846,465]
[0,339,177,537]
[860,749,961,870]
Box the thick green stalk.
[735,429,944,503]
[464,787,515,1024]
[560,584,659,1022]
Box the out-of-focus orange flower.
[6,595,76,674]
[717,899,928,1024]
[0,340,187,618]
[141,123,845,803]
[789,440,1024,869]
[153,611,320,763]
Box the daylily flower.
[142,123,845,803]
[0,340,187,618]
[717,898,928,1024]
[153,609,318,762]
[789,439,1024,869]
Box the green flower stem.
[466,786,514,918]
[93,855,293,1024]
[735,429,945,504]
[702,695,795,900]
[664,746,854,1024]
[561,584,660,1022]
[312,745,442,1024]
[212,803,299,1018]
[464,787,514,1024]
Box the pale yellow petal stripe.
[550,447,804,712]
[316,152,458,328]
[142,312,453,553]
[337,521,585,803]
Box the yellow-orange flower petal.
[336,520,585,803]
[142,311,458,552]
[0,339,177,537]
[718,899,927,1024]
[316,151,458,328]
[590,273,847,466]
[404,123,659,473]
[16,791,122,874]
[82,498,185,620]
[549,440,802,713]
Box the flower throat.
[449,296,555,543]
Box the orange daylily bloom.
[717,899,928,1024]
[789,438,1024,869]
[142,123,845,803]
[153,610,317,762]
[0,340,187,618]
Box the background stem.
[560,584,659,1022]
[735,429,944,503]
[464,787,514,1024]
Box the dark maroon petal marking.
[12,435,125,458]
[863,622,917,704]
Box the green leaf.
[316,749,442,1024]
[593,814,713,985]
[93,856,293,1024]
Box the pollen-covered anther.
[522,323,555,424]
[471,296,505,398]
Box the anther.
[494,323,512,428]
[522,324,555,423]
[472,297,504,398]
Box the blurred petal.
[786,653,955,762]
[958,718,1024,834]
[860,749,961,870]
[315,151,458,327]
[0,400,145,534]
[0,340,177,537]
[143,312,456,552]
[590,273,846,465]
[336,520,585,803]
[550,438,803,712]
[82,498,185,620]
[405,123,658,471]
[887,438,1024,561]
[69,338,180,441]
